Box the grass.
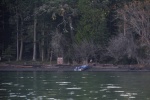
[0,60,57,65]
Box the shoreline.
[0,64,150,72]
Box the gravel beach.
[0,64,150,72]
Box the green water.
[0,72,150,100]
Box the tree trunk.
[41,29,44,61]
[50,51,53,65]
[32,12,37,61]
[19,37,23,60]
[46,41,50,61]
[19,19,23,61]
[69,16,74,42]
[123,15,126,36]
[16,13,19,61]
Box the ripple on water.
[120,92,137,98]
[120,94,129,97]
[129,96,136,99]
[100,89,108,91]
[58,83,68,85]
[0,89,7,91]
[56,82,71,86]
[1,82,12,85]
[19,95,26,98]
[9,93,17,97]
[26,89,33,91]
[80,82,88,84]
[20,85,24,87]
[46,89,53,91]
[52,76,58,78]
[14,84,19,86]
[106,86,122,89]
[76,95,81,96]
[27,77,33,78]
[67,98,74,100]
[68,91,74,95]
[102,95,107,98]
[114,91,124,93]
[43,82,49,84]
[66,87,82,90]
[89,91,99,93]
[47,98,59,100]
[56,82,71,84]
[27,91,36,96]
[94,97,98,99]
[9,95,17,97]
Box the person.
[90,59,92,63]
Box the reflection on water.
[0,72,150,100]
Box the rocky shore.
[0,63,150,72]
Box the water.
[0,72,150,100]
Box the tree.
[107,33,137,64]
[32,5,37,61]
[39,0,78,62]
[76,0,109,45]
[2,45,15,62]
[73,39,96,64]
[51,28,63,57]
[116,0,150,64]
[8,0,34,61]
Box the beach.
[0,63,149,72]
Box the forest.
[0,0,150,65]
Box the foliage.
[75,0,109,45]
[108,0,150,63]
[73,39,97,64]
[107,33,137,64]
[1,0,150,65]
[2,45,15,61]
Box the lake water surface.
[0,72,150,100]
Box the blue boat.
[74,65,89,71]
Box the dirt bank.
[0,63,150,72]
